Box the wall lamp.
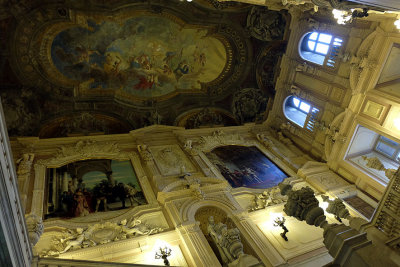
[155,246,172,266]
[273,216,289,241]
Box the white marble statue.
[207,216,262,267]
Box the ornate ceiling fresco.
[0,0,289,138]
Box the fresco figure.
[94,182,110,212]
[45,160,147,219]
[73,188,90,217]
[51,16,226,98]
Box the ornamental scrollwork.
[194,130,250,152]
[41,219,165,257]
[37,140,127,165]
[248,187,287,211]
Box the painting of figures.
[45,159,146,219]
[205,145,288,189]
[51,15,226,97]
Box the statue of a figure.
[184,140,192,150]
[25,214,44,247]
[249,187,287,211]
[247,7,285,41]
[362,155,385,171]
[120,219,162,238]
[256,134,274,149]
[207,216,262,267]
[321,195,349,222]
[361,155,396,179]
[137,144,153,162]
[249,193,271,211]
[16,153,34,176]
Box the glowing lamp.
[395,19,400,30]
[393,117,400,131]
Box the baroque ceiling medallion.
[51,14,227,99]
[12,5,247,102]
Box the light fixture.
[273,216,289,241]
[393,117,400,131]
[332,8,369,25]
[332,9,352,25]
[155,246,172,266]
[395,19,400,30]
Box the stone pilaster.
[176,221,221,267]
[32,164,46,217]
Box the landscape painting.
[51,15,227,97]
[206,145,288,189]
[45,159,146,219]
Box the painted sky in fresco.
[82,160,141,190]
[206,146,288,189]
[51,16,227,97]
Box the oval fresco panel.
[51,16,227,97]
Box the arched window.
[284,96,320,131]
[299,31,343,68]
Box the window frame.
[284,95,321,133]
[374,135,400,163]
[299,31,344,69]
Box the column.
[176,221,221,267]
[62,172,68,193]
[130,154,157,204]
[231,214,285,267]
[51,170,57,210]
[31,164,47,217]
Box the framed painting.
[205,145,288,189]
[44,159,146,219]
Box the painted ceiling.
[0,0,289,138]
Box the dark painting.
[45,159,146,219]
[206,145,288,189]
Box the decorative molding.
[150,144,196,176]
[359,97,390,125]
[31,144,156,225]
[0,101,32,266]
[193,130,254,153]
[248,186,288,211]
[37,140,129,167]
[137,144,154,162]
[41,219,165,257]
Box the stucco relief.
[349,30,382,93]
[150,144,196,176]
[37,140,128,166]
[192,130,254,153]
[248,187,288,211]
[307,171,349,192]
[41,218,165,257]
